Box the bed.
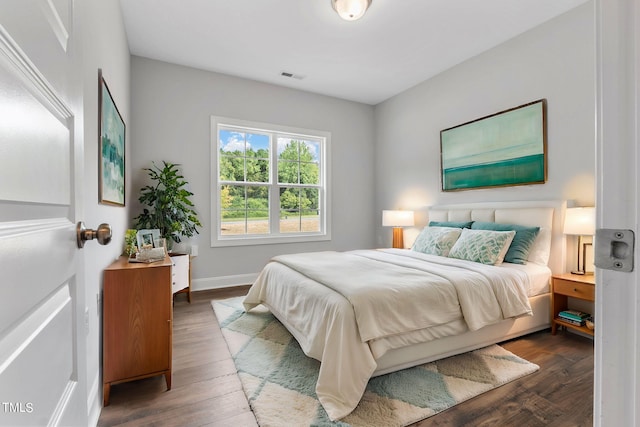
[243,200,566,421]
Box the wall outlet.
[190,244,198,256]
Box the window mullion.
[269,133,279,235]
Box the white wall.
[374,3,595,256]
[130,57,376,287]
[79,1,131,423]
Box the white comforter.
[243,249,532,421]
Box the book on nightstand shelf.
[558,316,585,326]
[559,310,590,320]
[558,310,591,326]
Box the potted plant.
[134,161,202,249]
[123,229,138,257]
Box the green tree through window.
[277,140,320,232]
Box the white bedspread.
[243,249,533,421]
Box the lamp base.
[392,227,404,249]
[571,239,594,276]
[571,270,594,276]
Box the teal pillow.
[429,220,473,229]
[471,221,540,264]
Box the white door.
[0,1,89,426]
[595,0,640,425]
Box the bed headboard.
[427,200,567,274]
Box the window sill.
[211,232,331,247]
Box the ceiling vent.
[280,71,305,80]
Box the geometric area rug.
[212,297,539,427]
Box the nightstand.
[551,273,595,336]
[170,253,191,303]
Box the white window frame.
[211,116,331,247]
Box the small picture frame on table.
[136,229,160,250]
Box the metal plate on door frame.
[594,228,634,272]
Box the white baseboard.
[192,273,258,291]
[88,373,101,427]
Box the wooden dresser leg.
[103,383,111,406]
[165,372,172,390]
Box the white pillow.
[527,227,552,265]
[448,229,516,265]
[411,226,462,257]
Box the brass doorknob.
[76,222,112,248]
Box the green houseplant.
[123,229,138,257]
[134,161,202,247]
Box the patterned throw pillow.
[412,226,462,257]
[448,228,516,265]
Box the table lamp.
[563,207,596,275]
[382,210,415,249]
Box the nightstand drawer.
[553,279,595,301]
[170,253,189,294]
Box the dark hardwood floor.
[98,287,593,427]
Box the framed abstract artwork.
[98,69,126,206]
[440,99,547,192]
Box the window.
[211,116,330,246]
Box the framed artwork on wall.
[440,99,547,192]
[98,69,126,206]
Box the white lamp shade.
[382,210,414,227]
[331,0,371,21]
[563,207,596,235]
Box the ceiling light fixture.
[331,0,372,21]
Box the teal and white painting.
[440,99,546,191]
[99,71,125,206]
